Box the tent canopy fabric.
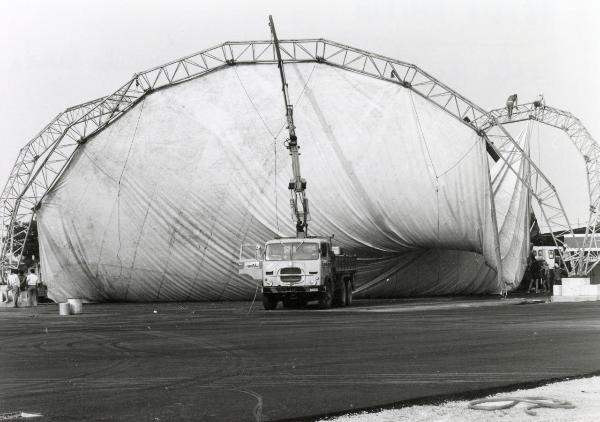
[38,63,528,301]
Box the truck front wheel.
[262,294,278,310]
[319,280,333,309]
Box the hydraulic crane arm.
[269,15,310,237]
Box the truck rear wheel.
[319,280,333,309]
[345,280,353,306]
[334,280,347,307]
[262,294,278,310]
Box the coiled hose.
[468,396,575,416]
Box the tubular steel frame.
[0,38,577,282]
[484,103,600,274]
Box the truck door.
[237,244,263,281]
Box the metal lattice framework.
[0,97,107,272]
[0,38,577,282]
[483,102,600,274]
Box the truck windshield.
[265,242,319,261]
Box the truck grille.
[280,267,302,283]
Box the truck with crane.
[261,236,356,309]
[237,16,357,309]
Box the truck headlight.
[264,279,272,286]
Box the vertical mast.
[268,15,310,237]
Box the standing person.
[0,273,8,303]
[26,268,39,307]
[527,255,541,293]
[506,94,518,118]
[18,270,27,302]
[8,269,20,308]
[540,261,549,293]
[551,256,561,295]
[547,254,556,294]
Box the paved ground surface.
[0,295,599,421]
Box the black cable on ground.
[468,396,576,416]
[246,281,260,314]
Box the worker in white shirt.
[26,269,39,307]
[7,269,20,308]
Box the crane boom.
[268,15,310,237]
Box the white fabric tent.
[37,63,529,301]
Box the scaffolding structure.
[484,102,600,274]
[0,38,580,280]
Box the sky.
[0,0,599,226]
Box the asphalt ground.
[0,296,599,421]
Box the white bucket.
[58,302,71,316]
[67,298,83,314]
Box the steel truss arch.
[0,97,108,273]
[484,102,600,274]
[0,38,577,284]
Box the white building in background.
[563,234,600,252]
[532,246,559,269]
